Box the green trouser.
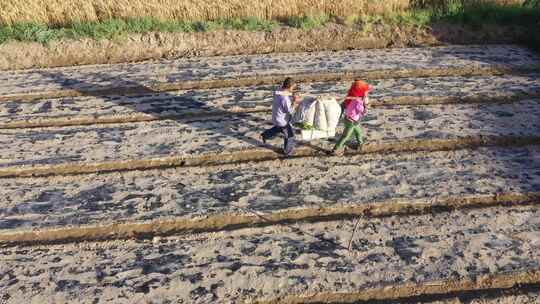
[334,119,363,149]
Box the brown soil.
[0,22,530,71]
[4,66,538,102]
[259,270,540,304]
[1,135,539,179]
[2,93,537,130]
[1,191,538,246]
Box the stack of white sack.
[292,95,341,141]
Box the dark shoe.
[330,148,344,156]
[260,134,267,145]
[356,142,364,151]
[284,151,295,158]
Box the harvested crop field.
[0,0,527,25]
[1,44,540,303]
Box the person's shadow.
[33,70,279,157]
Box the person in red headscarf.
[331,80,370,156]
[343,80,370,110]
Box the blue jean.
[261,124,295,156]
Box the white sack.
[314,99,328,131]
[322,97,341,130]
[294,95,340,131]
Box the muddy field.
[1,44,540,303]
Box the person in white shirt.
[260,77,300,156]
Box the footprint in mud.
[493,110,515,118]
[209,186,251,203]
[386,236,422,264]
[181,272,204,284]
[312,183,354,202]
[270,181,303,198]
[415,130,452,139]
[73,185,115,211]
[55,280,81,292]
[414,110,437,121]
[209,169,244,183]
[36,101,52,113]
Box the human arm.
[282,92,301,114]
[291,93,301,108]
[364,92,371,107]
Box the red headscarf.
[343,80,369,108]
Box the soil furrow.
[258,271,540,304]
[2,67,538,103]
[338,282,540,304]
[0,192,539,247]
[1,145,539,244]
[1,74,540,129]
[1,45,538,101]
[1,100,540,174]
[0,135,539,178]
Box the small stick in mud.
[348,217,362,252]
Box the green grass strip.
[0,3,538,47]
[0,17,280,44]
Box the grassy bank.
[441,2,540,50]
[0,18,280,44]
[0,2,538,45]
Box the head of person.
[348,80,369,97]
[282,77,296,91]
